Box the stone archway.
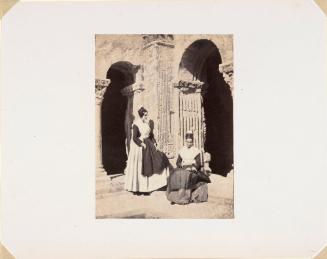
[177,39,234,176]
[101,61,139,174]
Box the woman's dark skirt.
[166,168,210,205]
[142,138,170,177]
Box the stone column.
[219,62,234,95]
[174,80,211,173]
[95,79,111,197]
[173,80,205,149]
[121,83,145,152]
[142,34,175,158]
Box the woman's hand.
[141,143,146,149]
[182,160,194,167]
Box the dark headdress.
[185,130,194,140]
[138,106,148,118]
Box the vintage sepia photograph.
[2,0,327,257]
[95,34,234,219]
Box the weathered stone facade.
[95,34,233,181]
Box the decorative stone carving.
[174,80,204,148]
[121,82,145,118]
[95,79,110,104]
[174,79,211,172]
[142,34,175,49]
[219,62,234,94]
[173,80,205,93]
[142,34,174,43]
[121,83,145,96]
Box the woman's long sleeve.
[132,125,142,147]
[176,155,182,168]
[149,131,157,144]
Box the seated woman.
[166,131,211,205]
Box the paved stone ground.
[96,170,234,219]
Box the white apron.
[124,119,169,192]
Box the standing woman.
[124,107,170,195]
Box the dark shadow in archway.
[180,40,233,177]
[102,61,136,174]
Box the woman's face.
[142,112,148,122]
[186,138,193,148]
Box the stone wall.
[95,34,145,79]
[96,34,233,167]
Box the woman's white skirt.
[124,141,168,192]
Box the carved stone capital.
[173,80,205,94]
[121,83,145,97]
[95,79,110,104]
[219,62,233,74]
[219,62,234,90]
[142,34,175,49]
